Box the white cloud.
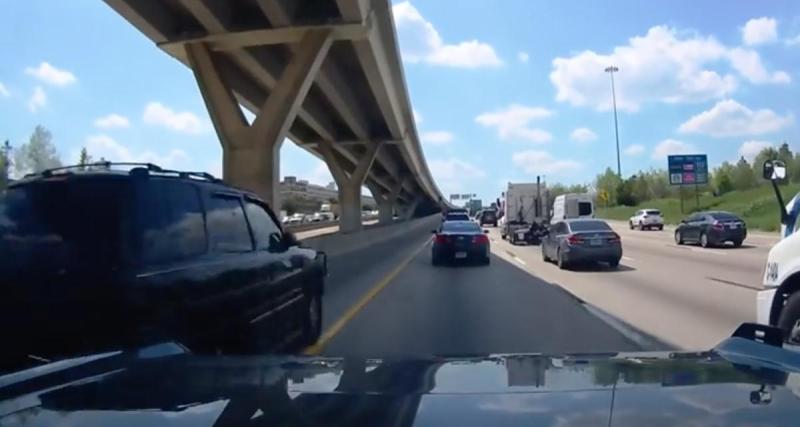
[624,144,645,156]
[512,150,581,174]
[421,130,454,146]
[651,139,697,160]
[24,62,77,86]
[143,102,206,134]
[310,160,334,186]
[475,104,553,143]
[94,113,130,129]
[413,108,423,124]
[728,47,790,84]
[27,86,46,112]
[742,17,778,46]
[678,99,793,137]
[550,26,790,112]
[0,82,9,97]
[83,134,189,168]
[393,2,502,68]
[569,127,597,143]
[738,140,773,162]
[517,51,530,63]
[787,34,800,46]
[428,157,486,194]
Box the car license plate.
[590,238,602,246]
[455,251,467,259]
[729,223,738,229]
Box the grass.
[596,183,800,232]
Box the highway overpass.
[105,0,444,233]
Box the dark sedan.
[541,219,622,269]
[675,211,746,248]
[432,221,490,265]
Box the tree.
[0,140,11,188]
[731,156,756,191]
[78,147,93,167]
[713,161,735,195]
[595,168,622,206]
[616,176,638,206]
[14,126,62,175]
[631,173,650,203]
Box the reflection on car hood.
[1,338,800,426]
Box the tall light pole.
[605,66,621,177]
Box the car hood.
[1,337,799,426]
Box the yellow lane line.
[302,239,431,355]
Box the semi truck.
[756,159,800,344]
[501,178,549,245]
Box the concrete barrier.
[300,214,439,258]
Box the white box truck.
[502,179,549,245]
[551,193,594,221]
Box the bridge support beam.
[320,141,382,233]
[367,178,404,225]
[400,196,421,221]
[185,30,333,209]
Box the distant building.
[280,176,375,212]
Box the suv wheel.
[638,222,644,231]
[557,249,569,270]
[674,230,684,245]
[301,290,322,346]
[778,293,800,344]
[629,221,634,230]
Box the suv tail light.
[434,235,448,244]
[472,234,489,245]
[712,220,724,231]
[566,234,584,245]
[608,232,621,243]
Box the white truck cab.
[552,193,594,221]
[756,160,800,343]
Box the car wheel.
[674,230,684,245]
[301,290,323,346]
[557,249,568,270]
[700,232,710,248]
[608,259,620,269]
[638,222,644,231]
[432,253,441,266]
[658,225,664,231]
[629,221,634,230]
[482,256,491,265]
[732,239,743,248]
[541,245,549,262]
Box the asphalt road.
[491,220,779,350]
[313,228,649,358]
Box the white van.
[551,193,594,221]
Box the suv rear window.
[645,210,661,215]
[482,211,496,219]
[0,178,130,275]
[578,201,592,216]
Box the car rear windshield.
[578,201,592,216]
[482,211,496,219]
[710,212,741,221]
[0,178,130,275]
[645,210,661,215]
[442,222,481,232]
[569,220,612,232]
[446,213,470,221]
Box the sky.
[1,1,799,203]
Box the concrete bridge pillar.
[185,30,333,209]
[319,141,382,233]
[367,178,404,225]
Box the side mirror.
[763,160,787,181]
[283,231,299,248]
[680,219,687,224]
[483,229,489,234]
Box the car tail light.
[712,220,724,230]
[566,234,583,245]
[608,232,621,243]
[472,234,489,245]
[434,234,448,244]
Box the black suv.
[478,210,498,227]
[0,163,326,370]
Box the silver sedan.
[541,219,622,269]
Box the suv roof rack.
[23,162,221,183]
